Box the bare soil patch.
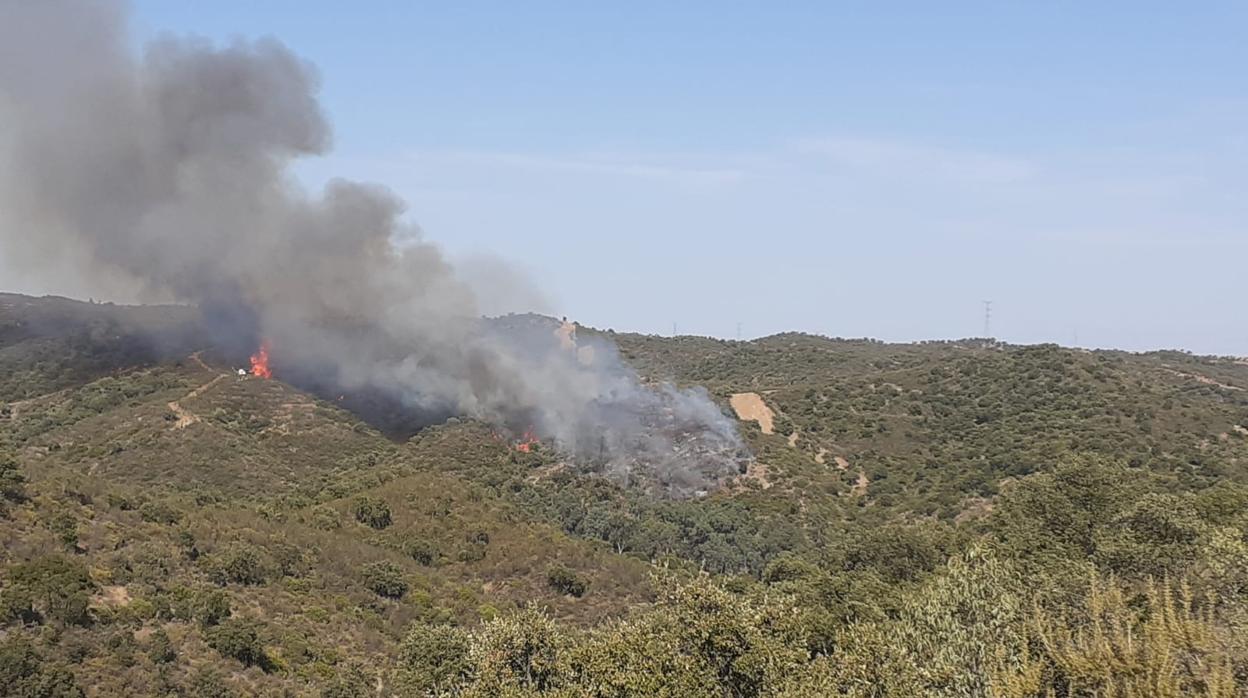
[730,392,775,434]
[93,585,132,608]
[851,470,870,497]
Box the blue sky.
[128,1,1248,354]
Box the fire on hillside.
[250,341,272,379]
[0,3,750,499]
[514,427,540,453]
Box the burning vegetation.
[513,427,540,453]
[0,0,748,497]
[476,314,751,497]
[249,341,272,379]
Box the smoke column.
[0,0,745,495]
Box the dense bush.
[406,540,438,566]
[0,450,27,504]
[3,556,94,626]
[546,566,588,597]
[993,578,1239,697]
[139,500,182,525]
[45,512,80,551]
[208,545,269,586]
[351,496,392,530]
[205,619,268,668]
[311,505,340,530]
[457,542,488,563]
[186,668,236,698]
[196,589,232,627]
[398,624,471,695]
[0,635,83,697]
[147,628,176,664]
[321,662,371,698]
[361,561,408,599]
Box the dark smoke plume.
[0,0,746,495]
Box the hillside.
[0,295,653,695]
[3,294,1248,696]
[614,331,1248,518]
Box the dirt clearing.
[730,392,775,434]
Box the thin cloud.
[408,149,749,188]
[795,136,1036,184]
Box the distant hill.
[2,292,1247,696]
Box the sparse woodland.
[2,294,1248,696]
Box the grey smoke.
[453,253,553,319]
[0,0,746,495]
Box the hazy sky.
[77,3,1248,353]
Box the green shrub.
[0,586,38,626]
[406,540,437,566]
[148,628,176,664]
[397,624,471,695]
[105,629,137,667]
[352,496,392,530]
[468,606,565,693]
[320,661,371,698]
[0,452,27,503]
[311,505,340,530]
[206,619,268,668]
[0,634,84,697]
[0,635,39,687]
[208,545,269,586]
[546,565,588,597]
[269,541,308,578]
[46,513,80,551]
[139,500,182,525]
[196,588,232,627]
[5,556,95,626]
[187,668,235,698]
[105,493,135,511]
[176,529,199,559]
[361,561,408,599]
[761,552,819,584]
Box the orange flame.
[514,427,539,453]
[250,341,273,379]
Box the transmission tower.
[983,300,993,338]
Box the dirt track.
[168,353,229,429]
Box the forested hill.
[2,292,1248,696]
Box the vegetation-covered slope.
[2,294,1248,696]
